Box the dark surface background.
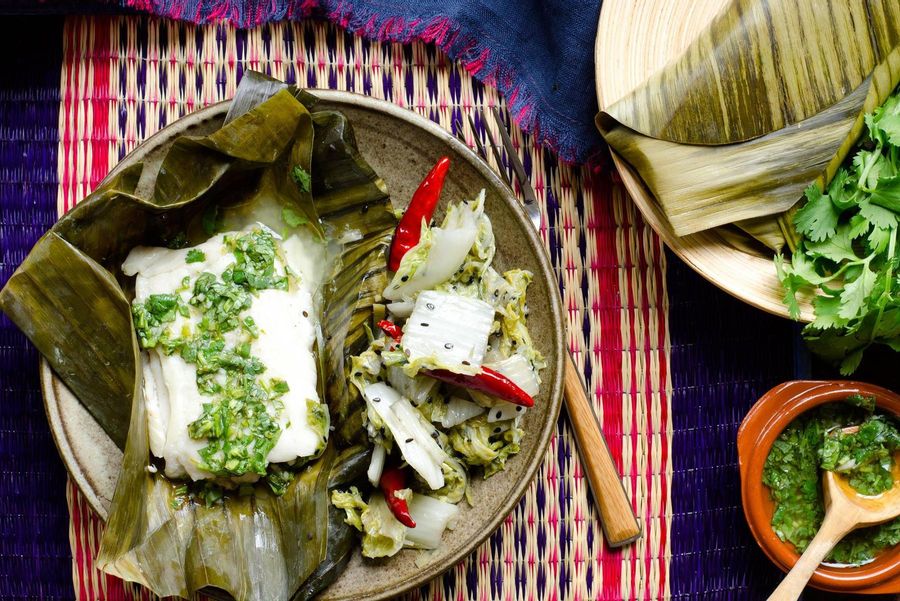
[0,11,898,601]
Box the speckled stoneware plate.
[39,90,564,601]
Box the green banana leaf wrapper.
[0,72,395,600]
[597,0,900,244]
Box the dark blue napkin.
[114,0,605,162]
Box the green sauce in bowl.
[762,395,900,566]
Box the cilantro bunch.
[778,91,900,374]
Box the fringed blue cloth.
[120,0,605,162]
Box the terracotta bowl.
[738,380,900,594]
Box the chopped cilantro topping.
[185,249,206,263]
[132,229,304,488]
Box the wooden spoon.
[767,460,900,600]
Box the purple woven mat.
[0,16,73,601]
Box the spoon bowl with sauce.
[739,381,900,595]
[767,453,900,600]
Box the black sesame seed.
[495,410,502,419]
[444,343,454,350]
[516,406,524,412]
[431,431,439,439]
[361,204,369,213]
[462,360,470,366]
[373,397,381,403]
[494,427,502,433]
[354,372,361,377]
[420,322,429,327]
[493,290,499,297]
[400,275,409,282]
[426,302,435,310]
[405,437,414,444]
[302,310,309,318]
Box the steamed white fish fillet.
[124,229,325,480]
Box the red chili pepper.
[423,367,535,408]
[388,156,451,271]
[380,466,416,528]
[377,320,403,343]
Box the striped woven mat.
[60,15,670,600]
[5,12,886,601]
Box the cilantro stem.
[857,149,882,192]
[870,227,898,345]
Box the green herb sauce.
[133,229,296,495]
[762,396,900,565]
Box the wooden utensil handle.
[766,510,855,601]
[564,354,641,547]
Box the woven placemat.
[55,14,672,601]
[10,11,890,601]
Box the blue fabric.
[116,0,605,162]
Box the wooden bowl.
[737,381,900,594]
[39,90,565,601]
[594,0,815,321]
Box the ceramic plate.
[40,90,564,601]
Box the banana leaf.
[293,445,372,601]
[733,216,786,253]
[0,72,396,601]
[598,0,900,236]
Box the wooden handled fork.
[454,108,641,547]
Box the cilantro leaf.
[869,175,900,212]
[876,114,900,146]
[186,249,206,264]
[858,199,898,229]
[793,185,840,242]
[805,225,859,263]
[784,86,900,374]
[291,165,312,193]
[810,293,846,330]
[847,213,871,239]
[838,263,877,320]
[867,226,894,254]
[281,205,308,228]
